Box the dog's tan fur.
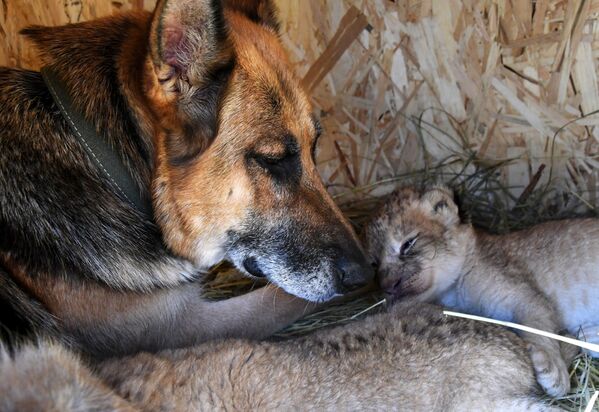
[1,303,558,411]
[148,9,319,263]
[365,185,599,397]
[137,2,366,291]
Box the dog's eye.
[399,236,418,258]
[254,152,293,168]
[249,135,301,183]
[252,151,301,183]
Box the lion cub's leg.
[509,295,570,397]
[0,341,135,411]
[465,269,571,397]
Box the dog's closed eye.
[249,150,301,184]
[254,151,296,170]
[248,134,302,183]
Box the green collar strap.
[41,67,153,219]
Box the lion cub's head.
[363,185,470,302]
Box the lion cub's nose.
[335,255,374,292]
[381,278,401,295]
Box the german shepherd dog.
[0,0,373,357]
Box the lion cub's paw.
[528,345,570,397]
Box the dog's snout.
[335,254,374,292]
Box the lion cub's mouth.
[383,273,420,301]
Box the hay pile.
[276,0,599,211]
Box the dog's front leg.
[46,277,315,356]
[188,285,317,341]
[110,284,317,350]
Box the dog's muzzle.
[333,254,374,293]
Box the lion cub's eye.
[399,236,418,258]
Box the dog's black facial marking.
[310,115,322,161]
[266,85,283,114]
[226,197,372,302]
[247,134,301,185]
[228,217,329,277]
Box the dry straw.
[276,0,599,213]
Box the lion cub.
[2,303,558,411]
[364,185,599,397]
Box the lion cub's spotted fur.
[364,185,599,397]
[2,303,557,411]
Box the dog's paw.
[528,344,570,397]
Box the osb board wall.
[279,0,599,210]
[2,1,599,208]
[0,0,154,68]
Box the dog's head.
[144,0,373,302]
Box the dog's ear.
[149,0,235,164]
[224,0,279,32]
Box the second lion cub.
[364,185,599,397]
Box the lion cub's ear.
[421,186,460,226]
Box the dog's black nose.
[243,257,266,278]
[335,255,374,292]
